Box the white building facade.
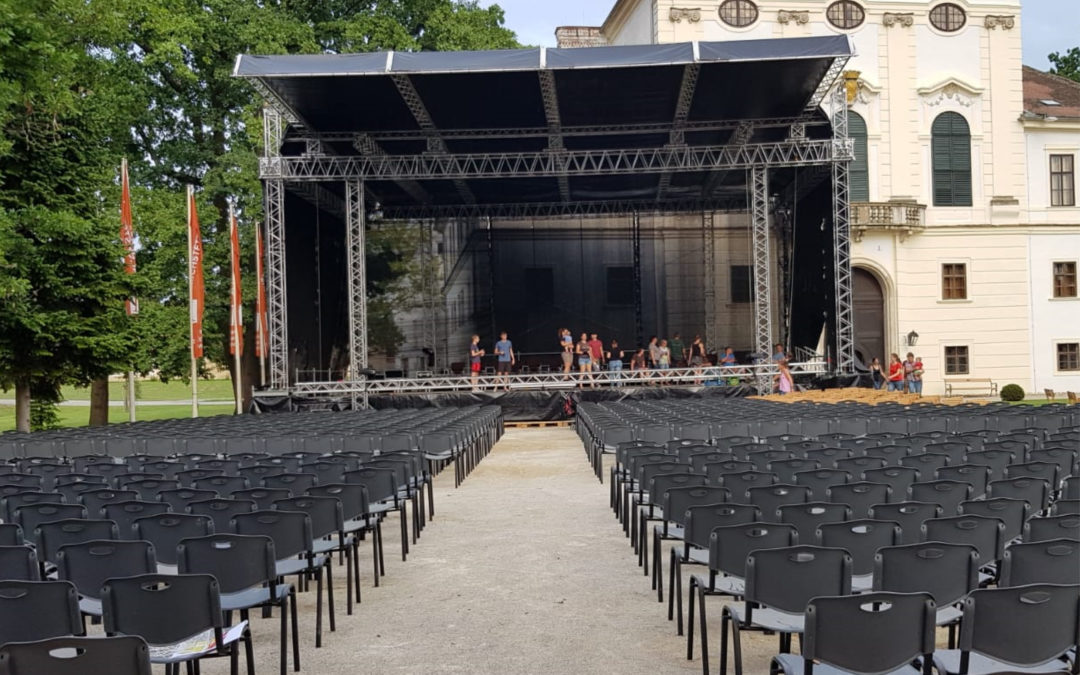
[571,0,1080,396]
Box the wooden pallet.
[505,420,573,429]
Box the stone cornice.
[777,10,809,25]
[669,7,702,23]
[983,15,1016,30]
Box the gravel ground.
[183,427,777,674]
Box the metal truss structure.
[702,211,717,352]
[260,139,843,182]
[749,167,774,394]
[286,359,829,397]
[830,85,856,374]
[255,81,856,402]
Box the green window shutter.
[931,112,972,206]
[849,112,869,202]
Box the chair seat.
[729,605,805,633]
[933,650,1074,674]
[657,524,685,540]
[936,604,963,627]
[146,621,248,664]
[772,653,924,674]
[275,554,327,578]
[685,547,709,565]
[312,535,354,555]
[79,596,102,617]
[851,573,873,593]
[220,583,292,612]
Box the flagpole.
[188,185,199,419]
[121,158,138,423]
[230,204,243,415]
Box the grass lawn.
[60,378,235,402]
[0,404,236,432]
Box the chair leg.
[698,582,710,675]
[687,576,696,661]
[720,609,729,675]
[289,588,300,671]
[325,559,336,633]
[314,567,323,648]
[427,475,435,518]
[377,522,386,576]
[242,614,255,675]
[279,598,287,675]
[345,543,354,616]
[653,528,662,598]
[398,507,409,562]
[353,537,361,602]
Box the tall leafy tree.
[1048,47,1080,83]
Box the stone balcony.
[851,200,927,242]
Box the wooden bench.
[944,378,998,397]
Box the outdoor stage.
[236,36,857,412]
[252,360,830,419]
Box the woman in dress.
[775,358,794,395]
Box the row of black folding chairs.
[0,405,503,460]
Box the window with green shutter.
[931,112,972,206]
[849,112,869,202]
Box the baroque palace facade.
[558,0,1080,396]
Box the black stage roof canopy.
[236,36,852,217]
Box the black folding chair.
[0,635,151,675]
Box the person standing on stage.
[606,339,624,371]
[494,331,514,391]
[560,328,573,375]
[469,335,485,390]
[576,332,593,386]
[630,348,647,380]
[669,333,686,368]
[904,352,923,396]
[588,333,604,372]
[720,346,736,367]
[772,343,786,362]
[648,336,661,369]
[869,357,884,390]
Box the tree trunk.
[14,377,30,433]
[89,378,109,427]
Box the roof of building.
[1023,66,1080,119]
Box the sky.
[484,0,1078,70]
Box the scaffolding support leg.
[632,211,644,348]
[749,167,773,394]
[830,84,855,374]
[345,180,369,409]
[702,210,716,354]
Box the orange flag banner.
[255,223,269,359]
[120,158,138,315]
[229,209,243,356]
[188,186,204,358]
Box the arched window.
[931,112,972,206]
[848,112,869,202]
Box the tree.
[0,0,138,431]
[1048,47,1080,83]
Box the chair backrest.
[1024,514,1080,543]
[14,504,86,541]
[794,469,852,501]
[342,468,397,504]
[101,573,222,648]
[230,487,292,511]
[0,580,82,645]
[1054,499,1080,516]
[908,480,973,515]
[187,498,256,534]
[662,486,729,528]
[801,592,936,674]
[746,484,811,522]
[0,545,40,581]
[102,501,170,539]
[192,475,250,496]
[744,545,852,613]
[1000,539,1080,587]
[132,513,214,566]
[767,458,820,484]
[123,479,180,502]
[56,540,157,601]
[79,489,139,517]
[958,584,1080,670]
[157,488,217,513]
[873,541,979,606]
[899,452,949,476]
[936,464,991,498]
[835,456,888,476]
[682,504,759,549]
[709,522,798,578]
[1065,475,1080,500]
[827,482,891,518]
[0,524,24,547]
[177,533,277,595]
[964,449,1016,481]
[863,466,922,499]
[988,477,1051,511]
[0,635,152,675]
[231,510,312,560]
[306,483,370,522]
[778,502,850,543]
[2,492,63,523]
[1005,461,1061,488]
[716,471,778,501]
[35,518,119,566]
[272,496,343,539]
[960,497,1031,541]
[922,515,1006,565]
[816,519,901,576]
[869,501,943,546]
